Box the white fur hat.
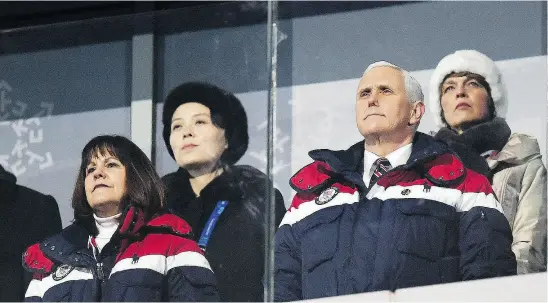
[428,50,507,129]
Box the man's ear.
[408,101,425,126]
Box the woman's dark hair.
[439,71,497,129]
[72,135,164,231]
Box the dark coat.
[275,132,516,301]
[162,165,286,302]
[0,165,62,302]
[22,207,219,302]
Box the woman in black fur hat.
[161,81,286,302]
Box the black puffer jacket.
[0,165,62,301]
[162,165,286,302]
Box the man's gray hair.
[363,61,424,104]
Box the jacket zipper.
[96,262,105,280]
[89,239,104,301]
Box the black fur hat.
[162,82,249,166]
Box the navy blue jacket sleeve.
[274,220,302,301]
[457,173,517,279]
[166,265,219,302]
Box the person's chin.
[176,156,200,167]
[452,116,488,131]
[360,127,385,137]
[181,159,209,171]
[91,199,120,212]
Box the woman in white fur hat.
[429,49,546,274]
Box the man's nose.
[367,91,379,107]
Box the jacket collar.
[292,132,452,193]
[25,205,191,272]
[34,223,92,270]
[435,117,511,154]
[171,165,247,203]
[309,132,450,173]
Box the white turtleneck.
[93,213,121,252]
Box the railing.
[298,273,547,302]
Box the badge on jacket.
[52,264,74,281]
[315,186,339,205]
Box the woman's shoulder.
[496,133,543,166]
[22,242,55,276]
[507,133,541,149]
[220,165,274,199]
[226,165,285,207]
[147,212,193,235]
[229,165,270,183]
[21,224,82,275]
[161,169,186,186]
[161,169,194,202]
[140,213,203,256]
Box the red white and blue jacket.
[22,206,219,301]
[274,132,516,301]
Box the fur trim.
[428,50,507,128]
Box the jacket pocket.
[395,201,456,260]
[42,287,72,302]
[106,271,162,301]
[300,206,342,299]
[392,201,459,288]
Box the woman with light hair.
[429,49,547,274]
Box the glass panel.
[0,16,135,227]
[279,1,546,163]
[153,2,279,301]
[2,1,543,301]
[0,14,137,302]
[275,0,547,300]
